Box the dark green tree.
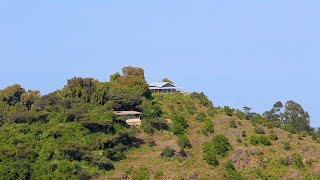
[109,72,121,82]
[263,101,283,122]
[282,100,310,132]
[0,84,26,106]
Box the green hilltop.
[0,66,319,179]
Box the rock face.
[230,148,264,169]
[246,149,261,156]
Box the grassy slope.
[103,94,320,180]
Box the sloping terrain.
[0,67,319,180]
[105,94,320,180]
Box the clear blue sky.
[1,1,319,127]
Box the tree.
[211,134,231,157]
[263,101,283,122]
[243,106,253,119]
[224,106,233,116]
[21,90,40,109]
[243,106,252,115]
[282,100,310,132]
[61,77,109,105]
[202,118,214,135]
[109,72,121,83]
[122,66,144,77]
[0,84,26,106]
[162,78,173,84]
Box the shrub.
[229,120,237,128]
[250,135,260,145]
[185,101,196,115]
[306,159,314,166]
[145,138,156,147]
[133,167,150,180]
[207,108,215,117]
[279,157,290,166]
[282,124,296,134]
[225,160,235,171]
[269,133,278,141]
[177,135,191,149]
[259,136,271,146]
[212,134,231,157]
[225,170,242,180]
[203,150,219,166]
[234,109,246,120]
[294,154,304,169]
[225,161,243,180]
[154,171,164,180]
[255,127,265,134]
[311,133,317,141]
[202,119,214,135]
[283,142,291,151]
[161,147,175,158]
[141,120,154,135]
[241,131,247,138]
[171,116,188,135]
[224,106,234,116]
[297,133,304,140]
[236,136,242,143]
[196,113,206,122]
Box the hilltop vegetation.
[0,66,319,179]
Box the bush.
[259,136,271,146]
[203,150,219,166]
[154,171,164,180]
[283,142,291,151]
[225,161,243,180]
[133,167,150,180]
[255,127,265,134]
[294,154,304,169]
[171,116,188,135]
[207,108,215,117]
[282,124,296,134]
[141,120,154,135]
[269,133,278,141]
[212,134,231,157]
[225,160,235,171]
[279,157,290,166]
[250,135,260,145]
[161,147,175,158]
[236,136,242,143]
[196,113,206,122]
[249,135,271,146]
[229,120,237,128]
[225,170,242,180]
[202,119,214,135]
[234,109,246,120]
[311,133,317,141]
[241,131,247,138]
[297,133,304,140]
[224,106,234,116]
[177,135,191,149]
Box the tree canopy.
[263,100,310,132]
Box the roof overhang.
[114,111,142,116]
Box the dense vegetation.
[0,66,319,179]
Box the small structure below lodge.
[114,111,142,126]
[149,82,181,93]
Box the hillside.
[0,66,319,180]
[105,93,320,180]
